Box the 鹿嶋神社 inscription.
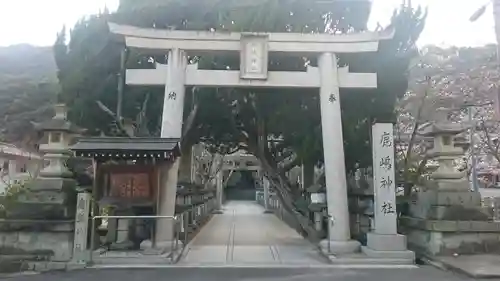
[73,193,91,262]
[361,123,414,262]
[372,123,397,234]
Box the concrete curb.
[0,263,88,278]
[0,271,40,279]
[88,263,420,269]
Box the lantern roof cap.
[32,104,85,133]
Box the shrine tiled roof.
[71,137,181,160]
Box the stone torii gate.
[191,148,263,213]
[216,153,263,212]
[109,23,393,254]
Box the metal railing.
[87,198,216,265]
[89,214,185,264]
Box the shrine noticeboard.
[110,172,151,199]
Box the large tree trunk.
[264,167,320,242]
[252,150,321,243]
[178,145,193,183]
[494,0,500,54]
[243,106,321,242]
[302,161,315,190]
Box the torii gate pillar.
[318,52,360,254]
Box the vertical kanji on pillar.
[318,52,360,254]
[161,48,187,139]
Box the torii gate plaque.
[240,34,268,80]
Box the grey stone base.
[140,239,184,255]
[90,251,173,265]
[212,209,224,214]
[109,240,134,251]
[139,240,154,251]
[72,249,91,264]
[0,223,74,262]
[327,253,417,266]
[362,232,414,264]
[319,239,360,255]
[405,228,500,256]
[366,232,408,251]
[28,261,86,272]
[318,247,416,266]
[361,246,415,263]
[263,209,274,214]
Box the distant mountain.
[0,45,58,147]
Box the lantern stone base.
[410,189,489,221]
[401,187,500,256]
[6,178,77,221]
[401,217,500,256]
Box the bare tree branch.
[403,77,430,196]
[283,156,300,173]
[96,100,132,137]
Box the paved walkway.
[179,201,328,266]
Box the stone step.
[91,256,173,265]
[328,254,415,265]
[0,259,29,273]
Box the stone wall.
[401,217,500,255]
[401,187,500,256]
[0,221,74,262]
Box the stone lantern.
[402,108,500,257]
[307,184,326,232]
[0,104,85,263]
[24,104,85,219]
[419,108,469,190]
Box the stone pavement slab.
[432,254,500,279]
[276,245,327,264]
[231,246,276,263]
[180,201,328,266]
[176,246,227,264]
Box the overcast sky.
[0,0,496,47]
